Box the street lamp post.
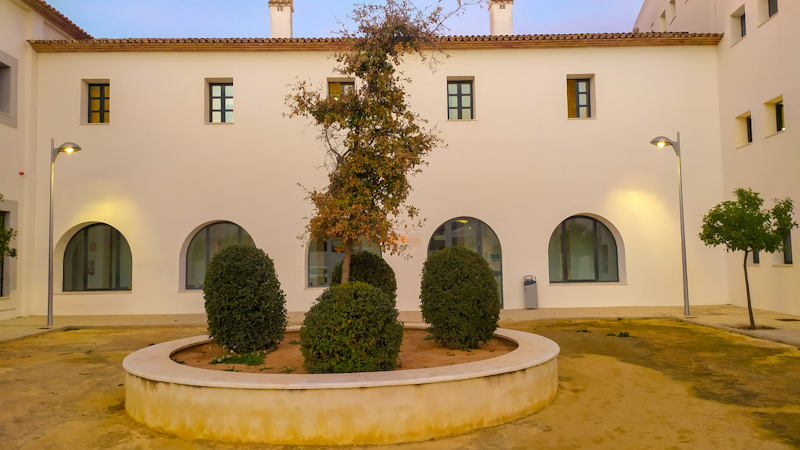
[48,139,82,327]
[650,133,690,316]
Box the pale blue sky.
[46,0,644,39]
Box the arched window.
[63,223,132,291]
[186,222,254,290]
[427,217,503,305]
[307,239,381,287]
[548,216,619,282]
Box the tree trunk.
[743,250,756,330]
[341,238,354,284]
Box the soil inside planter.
[171,328,517,374]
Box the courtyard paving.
[1,305,799,448]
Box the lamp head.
[57,142,82,154]
[650,136,673,148]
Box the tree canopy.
[699,188,796,329]
[287,0,478,282]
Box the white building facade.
[636,0,799,316]
[0,0,796,319]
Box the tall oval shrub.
[331,251,397,300]
[204,244,287,353]
[300,282,403,374]
[420,246,500,349]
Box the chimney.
[269,0,293,38]
[489,1,513,36]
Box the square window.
[769,0,778,17]
[730,5,747,43]
[763,96,784,135]
[328,81,354,101]
[88,83,110,123]
[0,49,18,128]
[667,0,677,24]
[447,80,473,120]
[567,76,593,118]
[209,82,233,123]
[0,62,10,115]
[758,0,778,22]
[736,112,753,146]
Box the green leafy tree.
[699,188,797,329]
[0,194,18,260]
[287,0,478,283]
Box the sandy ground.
[1,319,799,449]
[172,329,516,374]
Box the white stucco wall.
[28,42,730,315]
[635,0,800,315]
[0,0,71,319]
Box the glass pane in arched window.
[597,222,619,282]
[63,224,132,291]
[565,217,596,281]
[185,222,253,290]
[548,225,564,282]
[307,239,381,287]
[549,216,619,283]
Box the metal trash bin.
[523,275,538,309]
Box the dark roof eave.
[28,32,723,53]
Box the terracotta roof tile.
[19,0,92,40]
[28,32,723,53]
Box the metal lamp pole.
[650,133,690,316]
[48,139,81,326]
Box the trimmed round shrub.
[331,251,397,301]
[204,244,287,353]
[300,282,403,374]
[420,246,500,349]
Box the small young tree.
[287,0,478,283]
[699,188,796,330]
[0,194,18,260]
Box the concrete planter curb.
[124,323,560,445]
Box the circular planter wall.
[123,323,559,446]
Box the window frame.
[549,215,620,283]
[63,223,132,292]
[328,81,355,101]
[185,221,252,290]
[0,49,18,128]
[740,13,747,37]
[88,83,110,124]
[209,82,234,123]
[768,0,778,17]
[746,115,753,143]
[447,80,474,120]
[567,78,592,119]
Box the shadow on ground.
[0,319,799,449]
